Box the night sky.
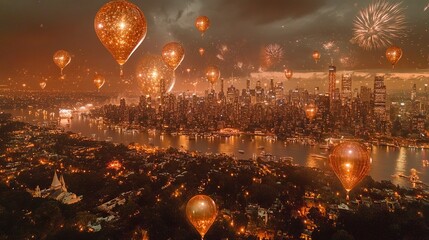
[0,0,428,90]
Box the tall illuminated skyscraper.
[341,73,352,106]
[373,75,386,117]
[328,65,336,112]
[411,83,417,101]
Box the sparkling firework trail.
[351,0,407,50]
[262,44,284,69]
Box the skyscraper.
[411,83,417,101]
[341,73,352,106]
[160,78,166,105]
[373,75,387,117]
[328,65,336,112]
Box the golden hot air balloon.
[199,47,205,56]
[385,46,402,68]
[195,16,210,36]
[53,50,71,75]
[186,195,217,240]
[329,142,371,200]
[312,50,321,63]
[161,42,185,71]
[305,103,317,121]
[94,0,147,76]
[284,69,293,80]
[93,74,106,90]
[136,54,175,97]
[205,66,220,88]
[39,81,47,90]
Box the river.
[5,108,429,188]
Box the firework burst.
[262,44,284,69]
[351,0,407,50]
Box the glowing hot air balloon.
[312,50,321,63]
[385,46,402,68]
[161,42,185,71]
[199,47,205,56]
[93,74,105,90]
[195,16,210,36]
[329,142,371,200]
[284,69,293,80]
[39,81,47,90]
[186,195,217,240]
[205,66,220,89]
[94,0,147,76]
[305,103,317,121]
[53,50,71,75]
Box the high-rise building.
[160,78,166,106]
[373,75,387,117]
[246,79,251,91]
[341,73,352,106]
[275,82,284,101]
[411,83,417,101]
[360,86,372,103]
[328,65,336,111]
[255,81,264,103]
[119,98,126,109]
[270,78,274,92]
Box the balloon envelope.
[93,74,106,90]
[385,46,402,68]
[186,195,217,239]
[284,69,293,80]
[53,50,71,73]
[199,48,205,56]
[312,50,321,63]
[195,16,210,34]
[39,81,47,90]
[205,66,220,85]
[161,42,185,71]
[329,142,371,193]
[305,103,317,121]
[94,0,147,66]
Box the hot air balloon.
[199,48,205,56]
[305,103,317,121]
[53,50,71,75]
[205,66,220,89]
[186,195,217,240]
[195,16,210,36]
[329,142,371,200]
[94,0,147,76]
[312,50,321,63]
[284,69,293,80]
[161,42,185,71]
[39,81,47,90]
[385,46,402,68]
[93,74,105,90]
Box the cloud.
[216,0,330,24]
